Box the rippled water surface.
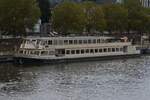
[0,56,150,100]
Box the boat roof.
[23,36,114,40]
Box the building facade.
[116,0,150,7]
[48,0,117,5]
[115,0,123,3]
[140,0,150,7]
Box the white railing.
[53,42,131,49]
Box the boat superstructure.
[14,36,140,64]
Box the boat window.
[48,40,52,45]
[32,40,36,42]
[86,49,89,53]
[76,50,80,54]
[91,40,93,43]
[64,40,68,45]
[108,48,111,52]
[69,40,73,44]
[99,49,102,53]
[74,40,78,44]
[120,48,123,51]
[19,50,23,54]
[90,49,94,53]
[45,45,49,48]
[30,51,35,55]
[66,50,70,54]
[97,39,100,43]
[79,40,82,44]
[116,48,119,52]
[35,51,39,55]
[41,51,48,55]
[95,49,98,53]
[112,48,115,52]
[93,39,96,43]
[83,40,87,44]
[104,48,107,52]
[123,46,128,52]
[81,49,84,54]
[24,51,27,54]
[71,50,75,54]
[88,40,91,44]
[55,49,65,55]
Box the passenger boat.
[14,36,140,64]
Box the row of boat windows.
[65,48,123,55]
[26,39,116,45]
[19,50,55,55]
[19,47,124,56]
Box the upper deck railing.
[19,36,131,49]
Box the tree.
[52,2,86,34]
[82,1,106,33]
[124,0,145,33]
[143,8,150,33]
[103,4,128,33]
[0,0,41,36]
[144,8,150,15]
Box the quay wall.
[0,38,22,62]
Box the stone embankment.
[0,38,22,62]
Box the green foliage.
[144,8,150,33]
[52,1,106,34]
[124,0,142,11]
[0,0,41,36]
[103,4,128,33]
[124,0,145,33]
[51,0,150,35]
[52,1,86,34]
[144,8,150,15]
[82,1,106,33]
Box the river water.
[0,56,150,100]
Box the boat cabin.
[18,36,134,58]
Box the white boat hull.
[14,53,140,65]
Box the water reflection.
[0,56,150,100]
[0,63,21,82]
[0,64,38,97]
